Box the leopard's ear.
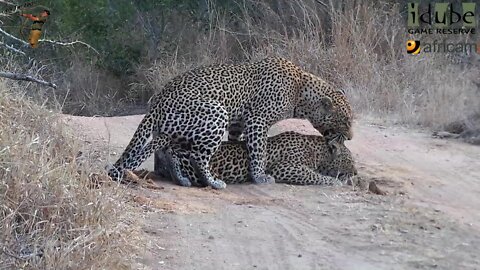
[320,96,333,110]
[304,95,333,114]
[318,96,333,112]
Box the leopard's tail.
[108,110,164,180]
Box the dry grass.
[0,81,137,269]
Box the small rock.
[369,182,387,195]
[208,235,215,240]
[298,254,302,258]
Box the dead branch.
[0,27,29,46]
[0,71,57,88]
[0,27,99,55]
[39,39,100,55]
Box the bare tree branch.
[39,39,100,55]
[0,26,99,55]
[0,71,57,88]
[0,40,26,55]
[0,27,29,46]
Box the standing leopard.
[155,131,357,186]
[107,57,353,189]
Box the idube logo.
[406,40,421,55]
[407,2,476,34]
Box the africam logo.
[407,40,480,55]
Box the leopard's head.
[295,84,353,143]
[320,140,357,180]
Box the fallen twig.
[0,71,57,88]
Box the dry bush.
[57,60,129,116]
[316,1,479,130]
[350,54,480,129]
[249,0,479,130]
[0,81,137,269]
[131,52,224,101]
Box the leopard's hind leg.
[164,147,192,187]
[161,100,229,189]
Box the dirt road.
[64,115,480,270]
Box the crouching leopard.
[155,131,357,186]
[107,57,353,189]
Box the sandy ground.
[63,115,480,270]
